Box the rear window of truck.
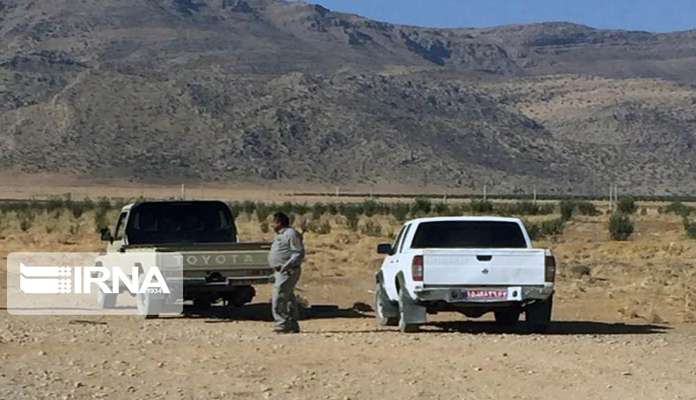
[410,221,527,249]
[126,202,237,245]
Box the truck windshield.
[410,221,527,249]
[125,202,237,245]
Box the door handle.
[476,255,493,262]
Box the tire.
[225,286,256,308]
[398,288,420,333]
[494,309,521,325]
[193,296,213,309]
[136,291,164,319]
[136,272,164,319]
[375,284,398,327]
[97,290,117,309]
[526,296,553,332]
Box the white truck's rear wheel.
[398,288,420,333]
[494,309,521,325]
[526,296,553,332]
[375,284,398,326]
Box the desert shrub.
[326,203,339,215]
[640,207,648,216]
[433,202,449,215]
[360,220,383,237]
[503,201,536,215]
[470,199,493,213]
[523,218,564,240]
[344,211,360,232]
[525,222,542,240]
[69,223,80,236]
[361,200,380,217]
[255,202,274,222]
[19,218,32,232]
[664,201,693,217]
[497,201,556,216]
[389,203,410,222]
[576,201,600,216]
[240,200,256,217]
[82,197,96,211]
[46,196,66,213]
[515,201,541,215]
[94,208,110,233]
[69,202,86,219]
[259,221,270,234]
[311,221,332,235]
[687,223,696,239]
[617,197,637,214]
[559,200,575,221]
[93,197,113,232]
[538,203,556,215]
[609,213,634,241]
[311,202,327,219]
[541,218,565,237]
[295,202,311,215]
[411,198,432,216]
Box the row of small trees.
[660,201,696,239]
[3,196,695,241]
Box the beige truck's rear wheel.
[97,289,117,309]
[136,273,164,319]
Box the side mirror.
[100,228,113,243]
[377,244,393,255]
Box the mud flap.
[400,289,427,325]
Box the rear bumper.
[182,276,274,289]
[413,284,554,305]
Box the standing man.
[268,212,305,333]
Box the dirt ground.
[2,192,696,399]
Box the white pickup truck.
[374,217,556,332]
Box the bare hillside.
[1,0,696,194]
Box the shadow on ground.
[181,302,372,323]
[427,320,670,335]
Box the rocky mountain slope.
[1,0,695,194]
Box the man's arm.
[281,231,305,271]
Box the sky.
[309,0,696,33]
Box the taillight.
[545,252,556,283]
[412,255,424,282]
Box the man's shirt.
[268,227,305,270]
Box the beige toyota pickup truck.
[96,200,272,317]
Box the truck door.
[108,212,128,252]
[384,223,411,299]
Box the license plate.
[466,289,507,299]
[450,289,508,301]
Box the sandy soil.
[2,200,696,399]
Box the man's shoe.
[273,326,300,334]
